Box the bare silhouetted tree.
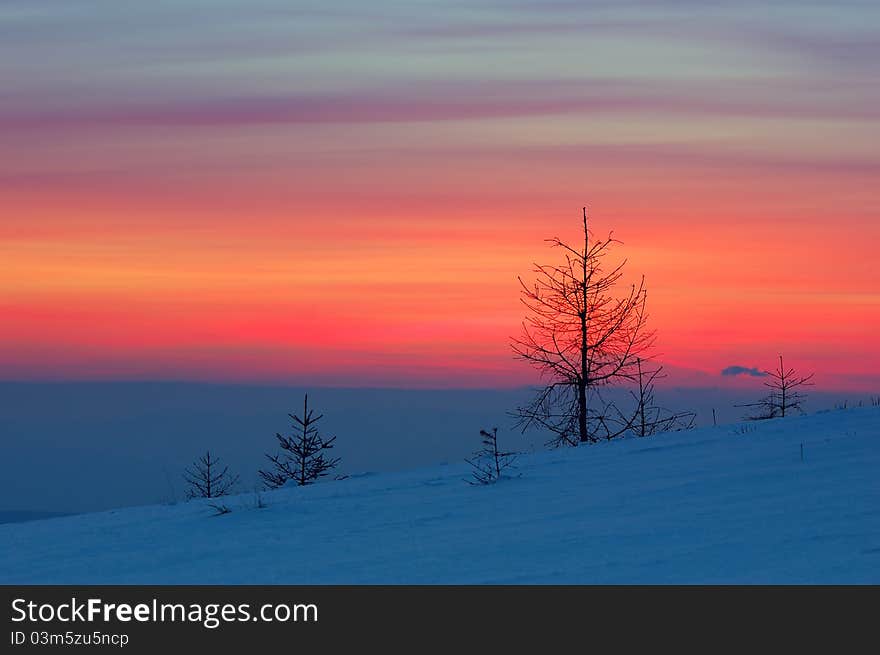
[183,451,239,499]
[259,394,341,489]
[465,428,518,485]
[739,355,815,420]
[626,358,695,436]
[512,207,655,446]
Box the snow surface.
[1,407,878,584]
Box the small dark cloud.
[721,365,767,378]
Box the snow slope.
[1,407,878,584]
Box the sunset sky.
[2,1,878,390]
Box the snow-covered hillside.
[1,407,878,584]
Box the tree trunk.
[638,359,646,437]
[577,378,588,443]
[779,355,787,417]
[578,207,589,443]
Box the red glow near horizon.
[3,196,877,390]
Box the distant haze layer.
[0,382,874,516]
